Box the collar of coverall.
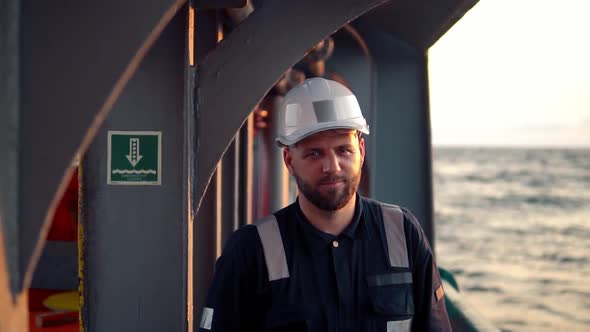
[294,193,368,253]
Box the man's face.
[283,129,365,211]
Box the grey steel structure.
[0,0,481,331]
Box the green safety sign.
[107,131,161,185]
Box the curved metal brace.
[2,0,186,297]
[195,0,390,210]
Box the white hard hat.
[276,77,370,146]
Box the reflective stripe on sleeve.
[200,307,214,330]
[255,215,290,281]
[380,203,409,268]
[387,318,412,332]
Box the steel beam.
[359,23,436,248]
[193,8,222,321]
[358,0,479,50]
[324,22,435,245]
[221,139,240,243]
[6,0,186,297]
[326,25,376,196]
[2,0,187,329]
[0,0,21,300]
[80,10,188,331]
[269,96,290,212]
[193,0,389,213]
[239,116,255,226]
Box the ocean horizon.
[433,144,590,150]
[433,146,590,332]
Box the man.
[200,78,451,331]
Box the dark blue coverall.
[200,195,451,331]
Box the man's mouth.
[319,177,346,186]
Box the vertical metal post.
[80,9,188,331]
[269,97,291,212]
[360,25,435,248]
[239,115,255,226]
[0,0,21,297]
[253,124,268,219]
[221,139,240,244]
[186,5,197,330]
[0,0,29,329]
[193,8,221,322]
[327,25,376,197]
[215,165,223,258]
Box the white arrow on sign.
[126,138,143,167]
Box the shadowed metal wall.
[323,21,435,246]
[0,0,185,301]
[359,22,436,247]
[189,0,477,257]
[0,0,21,312]
[80,11,188,331]
[325,25,375,196]
[1,0,187,328]
[191,9,241,319]
[191,0,389,322]
[192,0,388,216]
[0,0,478,329]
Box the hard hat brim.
[276,120,370,147]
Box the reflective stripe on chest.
[255,215,290,281]
[254,203,408,281]
[379,203,409,268]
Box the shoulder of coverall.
[213,222,265,275]
[398,206,435,269]
[359,196,434,268]
[213,202,298,272]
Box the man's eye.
[305,151,320,158]
[339,147,353,154]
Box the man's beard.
[293,170,361,211]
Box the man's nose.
[322,152,341,173]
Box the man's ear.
[283,147,295,175]
[359,137,366,167]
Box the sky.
[428,0,590,147]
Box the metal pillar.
[80,10,188,331]
[359,24,436,248]
[326,25,376,196]
[2,0,186,329]
[0,0,482,330]
[193,0,388,214]
[269,96,291,212]
[192,8,222,321]
[191,2,392,314]
[192,6,258,320]
[239,115,255,227]
[0,0,21,302]
[16,0,185,297]
[221,139,240,242]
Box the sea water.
[433,147,590,332]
